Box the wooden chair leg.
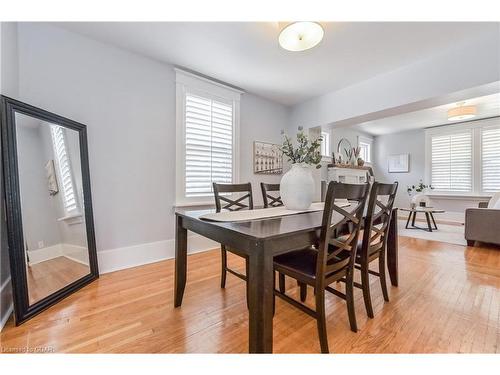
[345,274,358,332]
[379,254,389,302]
[279,273,286,294]
[315,288,329,354]
[299,282,307,302]
[220,246,227,288]
[361,264,374,318]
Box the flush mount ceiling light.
[278,22,324,52]
[447,102,477,121]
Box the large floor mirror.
[1,96,98,325]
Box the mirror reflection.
[15,112,90,304]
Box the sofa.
[465,192,500,247]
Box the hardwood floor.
[27,256,90,304]
[1,237,499,353]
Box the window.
[320,131,330,157]
[430,132,472,192]
[425,118,500,196]
[185,94,233,197]
[358,136,372,163]
[175,69,242,205]
[50,125,78,214]
[481,127,500,193]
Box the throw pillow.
[494,198,500,210]
[488,192,500,208]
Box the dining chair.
[260,183,283,208]
[273,181,370,353]
[213,182,253,304]
[348,181,398,318]
[260,182,305,298]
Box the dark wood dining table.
[174,206,399,353]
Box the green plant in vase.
[407,180,433,208]
[280,131,323,169]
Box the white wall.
[373,129,426,209]
[16,118,62,250]
[0,22,18,99]
[14,23,289,272]
[289,29,500,130]
[240,93,288,206]
[0,22,18,331]
[373,128,489,222]
[330,127,373,160]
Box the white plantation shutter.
[482,127,500,193]
[50,125,78,213]
[431,131,472,192]
[185,93,233,197]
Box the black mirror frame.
[1,95,99,325]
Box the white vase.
[280,163,315,210]
[411,192,429,207]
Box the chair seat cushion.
[274,248,318,279]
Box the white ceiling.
[53,22,499,106]
[351,93,500,136]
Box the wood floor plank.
[1,237,500,353]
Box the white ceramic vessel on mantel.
[280,163,315,210]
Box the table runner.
[199,200,350,222]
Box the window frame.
[480,123,500,193]
[357,135,373,164]
[320,131,330,158]
[424,117,500,197]
[175,69,243,206]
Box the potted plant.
[280,130,322,209]
[407,180,433,208]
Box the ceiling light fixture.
[278,22,324,52]
[447,102,477,121]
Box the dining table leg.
[174,215,188,307]
[247,241,274,353]
[387,208,399,287]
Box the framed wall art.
[253,141,283,175]
[388,153,410,173]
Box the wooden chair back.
[213,183,254,213]
[317,182,370,286]
[360,182,398,260]
[260,183,283,208]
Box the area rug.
[397,220,467,246]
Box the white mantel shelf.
[327,166,369,185]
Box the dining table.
[173,205,399,353]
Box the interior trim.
[0,276,14,331]
[97,234,219,274]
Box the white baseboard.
[0,276,14,332]
[28,243,90,266]
[27,244,63,265]
[62,244,89,266]
[97,234,219,274]
[26,235,218,275]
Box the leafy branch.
[280,131,323,169]
[407,180,433,195]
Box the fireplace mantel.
[327,166,369,185]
